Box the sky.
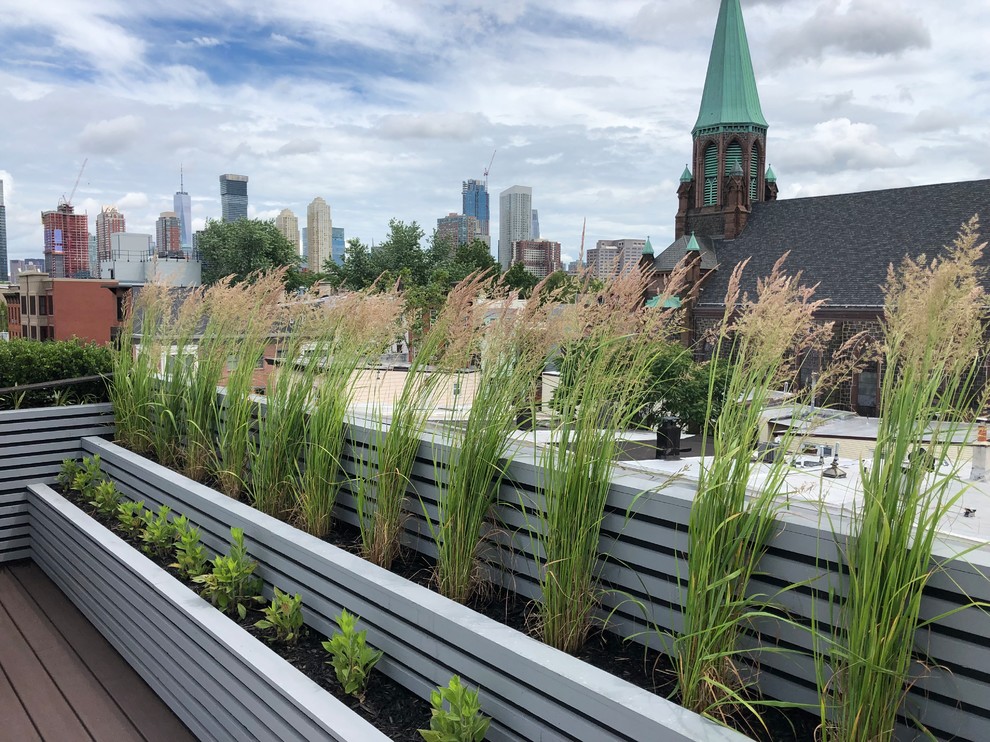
[1,0,989,267]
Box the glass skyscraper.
[462,179,490,236]
[219,174,249,222]
[331,227,345,266]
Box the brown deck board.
[0,569,142,741]
[1,563,196,742]
[0,661,43,742]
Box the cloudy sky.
[2,0,989,266]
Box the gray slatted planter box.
[83,436,747,742]
[27,482,389,742]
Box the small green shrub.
[56,459,81,490]
[194,527,263,619]
[171,519,209,578]
[71,455,103,495]
[116,500,145,537]
[255,588,305,644]
[419,676,491,742]
[140,504,175,558]
[89,479,121,516]
[322,610,382,699]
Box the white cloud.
[78,115,145,155]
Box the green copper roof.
[693,0,768,134]
[642,237,654,255]
[680,165,693,182]
[765,165,777,182]
[686,233,701,252]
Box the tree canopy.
[323,219,499,305]
[198,218,302,288]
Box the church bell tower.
[675,0,776,241]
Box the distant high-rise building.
[462,179,490,236]
[88,234,98,277]
[42,203,89,278]
[275,208,300,252]
[512,239,561,279]
[306,197,332,273]
[531,209,540,240]
[96,206,126,267]
[219,174,249,222]
[332,227,345,266]
[301,227,308,259]
[498,186,532,270]
[590,238,646,277]
[436,213,481,252]
[9,258,45,277]
[156,211,182,255]
[0,180,7,282]
[174,167,192,248]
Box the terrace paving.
[0,562,194,742]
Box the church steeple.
[676,0,774,241]
[693,0,767,135]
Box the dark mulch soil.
[55,484,431,742]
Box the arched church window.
[749,146,760,201]
[703,144,718,206]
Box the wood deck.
[0,562,195,742]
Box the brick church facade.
[646,0,990,414]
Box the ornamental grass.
[675,255,834,726]
[428,275,562,604]
[817,217,989,742]
[534,265,688,654]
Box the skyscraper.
[332,227,345,266]
[462,179,490,236]
[156,211,182,255]
[42,203,89,278]
[96,205,126,265]
[219,174,249,222]
[301,227,308,260]
[0,180,7,282]
[306,197,332,273]
[275,208,300,252]
[531,210,540,240]
[512,240,561,279]
[498,185,532,270]
[174,167,192,248]
[436,213,480,251]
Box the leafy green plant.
[56,458,81,490]
[171,519,209,578]
[71,455,103,496]
[255,588,305,644]
[194,527,264,619]
[116,500,146,537]
[418,675,491,742]
[140,504,176,558]
[0,338,112,410]
[321,610,383,698]
[89,479,121,516]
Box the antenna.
[484,149,497,189]
[180,163,184,192]
[579,217,586,266]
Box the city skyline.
[1,1,989,267]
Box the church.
[647,0,990,414]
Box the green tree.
[198,218,301,286]
[324,238,379,290]
[0,300,7,333]
[502,262,539,297]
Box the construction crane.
[483,149,496,189]
[62,158,88,208]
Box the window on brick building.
[21,297,26,315]
[39,296,47,315]
[29,296,36,315]
[49,296,54,315]
[30,325,37,340]
[855,365,879,417]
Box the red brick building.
[42,203,90,278]
[3,271,121,345]
[512,240,561,279]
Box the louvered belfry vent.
[703,144,719,205]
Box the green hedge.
[0,338,113,409]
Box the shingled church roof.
[695,178,990,308]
